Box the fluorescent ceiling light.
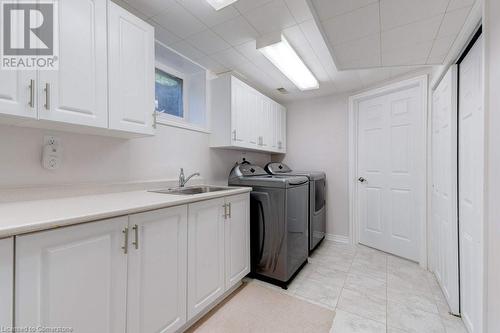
[257,35,319,91]
[206,0,239,10]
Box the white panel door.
[277,105,287,152]
[108,1,155,135]
[15,218,128,333]
[0,71,36,119]
[431,66,459,314]
[459,34,484,333]
[38,0,108,128]
[0,238,13,328]
[187,198,225,320]
[358,85,423,261]
[127,206,188,333]
[225,194,250,290]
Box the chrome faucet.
[178,168,200,187]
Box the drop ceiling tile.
[298,19,338,80]
[357,68,392,87]
[333,34,381,69]
[124,0,175,18]
[151,2,206,39]
[114,0,149,19]
[447,0,476,11]
[284,0,313,23]
[148,19,181,45]
[186,29,231,54]
[233,0,274,13]
[321,3,380,46]
[242,0,296,35]
[211,15,260,46]
[232,62,281,92]
[282,25,330,82]
[380,0,448,31]
[427,34,457,64]
[381,15,442,51]
[178,0,240,27]
[381,40,434,66]
[310,0,378,22]
[194,56,228,72]
[170,40,207,60]
[332,71,364,93]
[437,7,472,38]
[211,48,249,68]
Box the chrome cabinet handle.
[28,79,35,108]
[132,224,139,250]
[228,203,231,218]
[232,130,237,141]
[122,227,129,254]
[44,83,50,110]
[152,112,157,129]
[222,204,228,219]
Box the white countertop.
[0,187,251,238]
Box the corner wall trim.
[325,234,350,244]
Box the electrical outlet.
[44,135,60,146]
[42,136,62,170]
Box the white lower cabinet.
[187,198,226,320]
[15,217,129,333]
[13,193,249,332]
[0,238,13,328]
[225,194,250,290]
[127,206,187,333]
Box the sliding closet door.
[431,65,459,314]
[459,34,484,333]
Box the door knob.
[358,177,367,183]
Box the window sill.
[156,118,211,134]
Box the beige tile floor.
[254,240,468,333]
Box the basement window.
[155,67,185,119]
[154,42,209,133]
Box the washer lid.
[264,162,292,174]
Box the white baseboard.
[325,233,350,244]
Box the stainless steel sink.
[149,185,230,195]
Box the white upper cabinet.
[127,206,188,333]
[0,0,155,137]
[211,75,287,153]
[38,0,108,128]
[0,238,13,328]
[15,217,129,333]
[0,71,36,121]
[108,1,155,135]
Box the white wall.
[274,94,349,238]
[485,0,500,331]
[0,123,270,189]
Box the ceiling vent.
[277,87,289,94]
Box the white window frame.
[155,62,190,124]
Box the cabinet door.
[0,238,13,328]
[187,198,225,320]
[0,71,36,120]
[127,206,188,333]
[278,105,287,152]
[108,2,155,135]
[259,98,272,148]
[38,0,108,128]
[225,194,250,290]
[15,218,128,333]
[231,78,249,144]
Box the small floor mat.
[187,281,335,333]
